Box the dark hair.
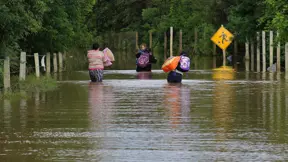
[92,43,100,50]
[180,51,188,56]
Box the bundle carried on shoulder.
[103,48,115,67]
[103,48,115,61]
[161,56,181,72]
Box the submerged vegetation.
[18,75,58,92]
[0,75,57,100]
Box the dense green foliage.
[89,0,288,54]
[0,0,287,79]
[0,0,47,55]
[260,0,288,42]
[1,0,287,56]
[0,0,96,56]
[1,0,288,55]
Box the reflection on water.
[213,81,235,141]
[88,82,115,128]
[1,70,288,161]
[163,84,191,127]
[136,72,152,80]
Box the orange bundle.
[161,56,181,72]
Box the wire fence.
[1,52,66,90]
[26,55,46,57]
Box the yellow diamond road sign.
[211,26,234,50]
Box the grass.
[0,75,58,100]
[18,75,58,92]
[0,91,28,100]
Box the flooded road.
[1,70,288,161]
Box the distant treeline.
[0,0,287,58]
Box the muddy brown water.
[1,70,288,161]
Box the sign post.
[211,25,234,67]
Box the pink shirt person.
[87,49,108,70]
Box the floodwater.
[1,69,288,161]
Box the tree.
[260,0,288,42]
[0,0,47,56]
[20,0,96,53]
[227,0,264,42]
